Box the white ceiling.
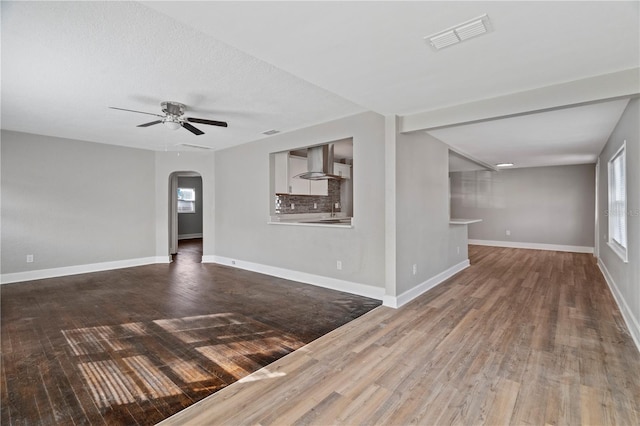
[449,151,488,173]
[146,1,639,115]
[0,1,364,151]
[432,99,631,169]
[2,1,639,167]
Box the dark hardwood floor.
[0,239,381,425]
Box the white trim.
[607,141,628,263]
[597,259,640,353]
[178,233,203,240]
[468,239,594,254]
[594,158,600,258]
[384,115,398,301]
[0,256,172,285]
[204,255,384,301]
[607,241,629,263]
[383,259,470,309]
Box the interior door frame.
[594,158,600,258]
[169,171,202,255]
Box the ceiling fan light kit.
[109,101,228,136]
[163,117,182,131]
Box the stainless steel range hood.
[294,144,342,180]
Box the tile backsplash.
[275,180,341,214]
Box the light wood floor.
[160,245,640,425]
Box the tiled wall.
[275,179,341,214]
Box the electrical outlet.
[337,260,342,270]
[457,246,460,254]
[313,203,317,209]
[291,203,295,210]
[26,254,34,263]
[412,264,417,275]
[231,260,236,265]
[506,229,511,236]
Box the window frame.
[607,141,628,263]
[177,187,196,214]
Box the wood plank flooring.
[0,239,380,425]
[160,245,640,426]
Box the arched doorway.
[169,171,203,262]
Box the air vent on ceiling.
[262,129,280,136]
[425,14,492,50]
[179,143,212,150]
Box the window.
[177,187,196,214]
[608,142,627,262]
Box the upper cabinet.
[274,151,290,194]
[334,163,351,179]
[288,155,312,195]
[274,153,329,196]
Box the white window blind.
[608,142,627,261]
[177,188,196,214]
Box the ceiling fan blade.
[137,120,163,127]
[182,122,204,135]
[109,106,164,117]
[186,117,228,127]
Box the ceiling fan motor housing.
[161,101,186,117]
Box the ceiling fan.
[109,101,228,135]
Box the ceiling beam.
[400,68,640,134]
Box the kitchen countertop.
[449,218,482,225]
[268,214,353,228]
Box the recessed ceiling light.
[262,129,280,136]
[425,14,492,50]
[496,163,514,167]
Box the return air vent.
[425,14,492,50]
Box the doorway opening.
[169,172,203,263]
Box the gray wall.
[1,130,156,274]
[450,164,596,248]
[395,132,469,295]
[214,112,386,289]
[177,176,203,237]
[597,97,640,345]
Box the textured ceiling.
[146,1,639,115]
[0,1,364,151]
[1,1,639,167]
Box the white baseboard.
[469,239,594,254]
[597,259,640,353]
[178,233,203,240]
[203,255,385,301]
[383,259,470,309]
[0,256,172,285]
